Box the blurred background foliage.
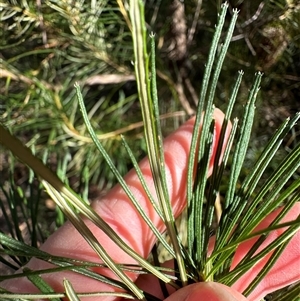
[0,0,299,242]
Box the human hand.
[1,108,299,301]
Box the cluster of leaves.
[0,0,299,300]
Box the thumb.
[164,282,247,301]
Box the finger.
[164,282,247,301]
[2,109,231,298]
[231,202,300,301]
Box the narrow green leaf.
[202,71,243,270]
[129,0,187,285]
[242,241,289,296]
[239,143,300,233]
[187,2,229,258]
[75,83,178,289]
[0,291,65,300]
[64,279,81,301]
[215,72,262,252]
[207,215,300,281]
[237,113,300,205]
[24,267,61,301]
[43,181,146,300]
[222,219,299,286]
[120,135,176,259]
[235,186,300,270]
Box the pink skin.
[1,108,299,301]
